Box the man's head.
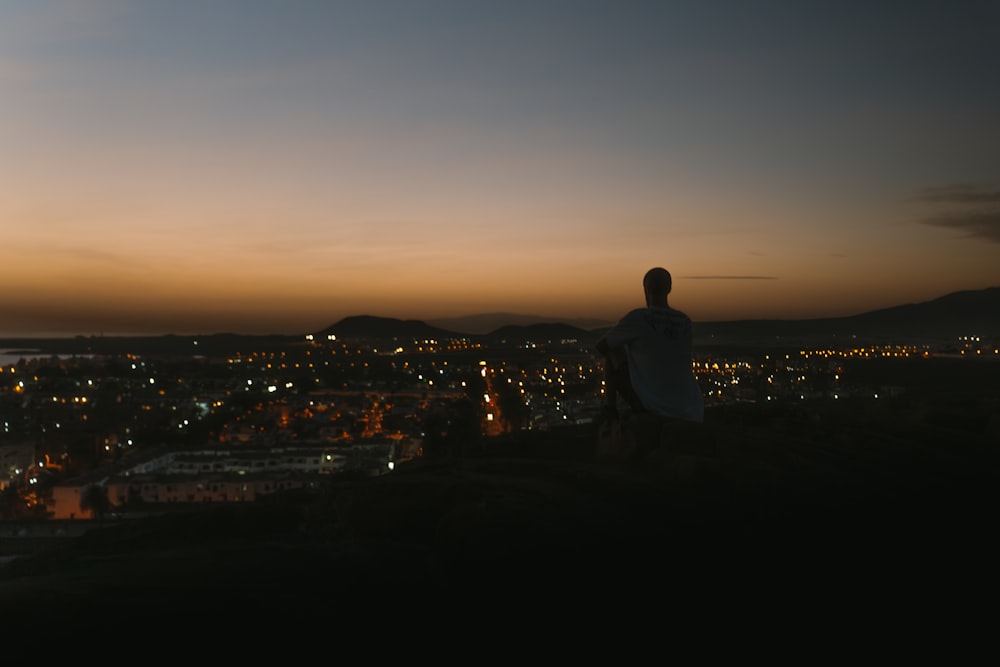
[643,267,671,306]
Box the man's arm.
[595,335,610,357]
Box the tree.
[421,407,450,459]
[495,382,529,432]
[79,483,111,521]
[0,486,24,520]
[448,397,482,456]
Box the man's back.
[603,304,704,422]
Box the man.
[596,267,704,425]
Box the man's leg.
[602,348,645,415]
[602,348,625,416]
[596,348,625,448]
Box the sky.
[2,0,999,337]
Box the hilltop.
[694,286,1000,346]
[2,391,997,624]
[317,314,463,341]
[427,312,614,335]
[316,286,1000,348]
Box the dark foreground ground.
[2,399,998,633]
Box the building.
[40,440,405,519]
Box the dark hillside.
[847,286,1000,335]
[2,396,996,626]
[695,286,1000,344]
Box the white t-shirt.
[603,305,704,422]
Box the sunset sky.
[3,1,999,337]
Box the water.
[0,351,41,367]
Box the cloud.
[912,183,1000,243]
[912,184,1000,204]
[680,275,777,280]
[921,209,1000,243]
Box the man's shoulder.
[649,305,692,322]
[618,308,649,321]
[614,307,692,325]
[609,308,651,329]
[603,308,650,344]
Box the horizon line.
[2,284,997,341]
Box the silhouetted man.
[596,267,704,425]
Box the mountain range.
[2,288,996,356]
[322,287,1000,347]
[427,312,614,334]
[693,286,1000,345]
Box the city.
[2,325,996,523]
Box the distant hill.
[429,287,1000,347]
[484,322,601,345]
[4,287,996,353]
[317,316,602,347]
[694,287,1000,346]
[842,287,1000,336]
[428,312,613,335]
[318,315,465,341]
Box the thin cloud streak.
[681,276,778,280]
[921,210,1000,243]
[911,184,1000,204]
[913,184,1000,243]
